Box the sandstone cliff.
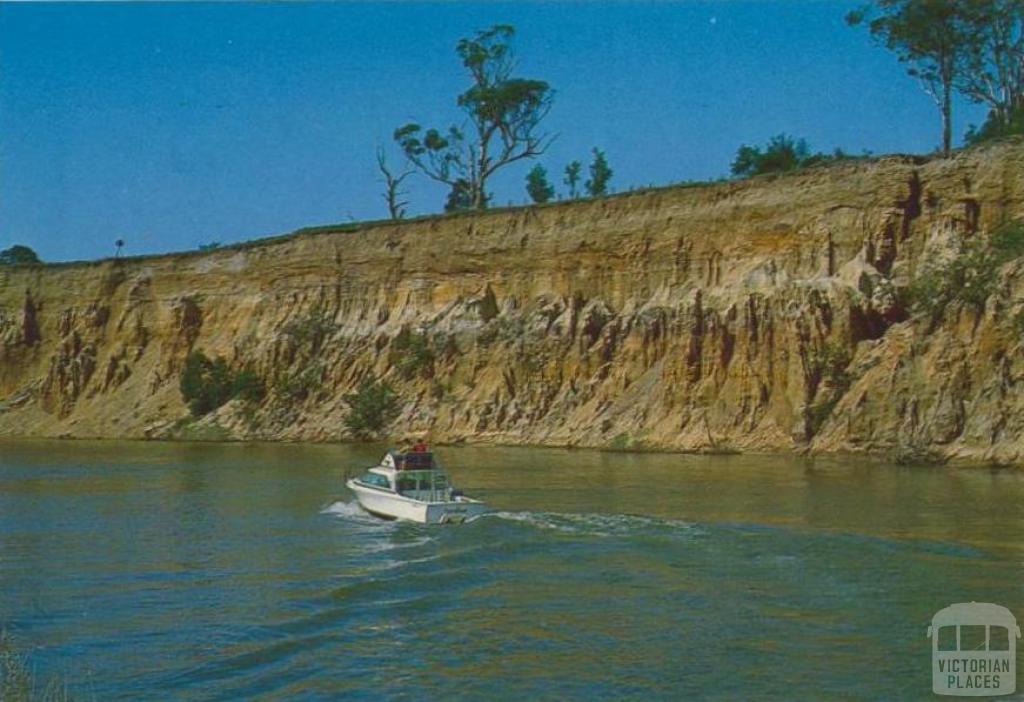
[2,139,1024,463]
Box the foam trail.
[321,500,372,520]
[486,510,701,538]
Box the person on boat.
[412,439,428,453]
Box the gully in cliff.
[345,446,488,524]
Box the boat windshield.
[358,472,391,490]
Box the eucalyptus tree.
[376,146,413,220]
[956,0,1024,132]
[394,25,555,211]
[525,164,555,203]
[848,0,974,154]
[585,148,613,197]
[563,161,582,199]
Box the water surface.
[1,440,1022,700]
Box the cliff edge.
[3,139,1024,463]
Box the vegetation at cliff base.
[180,351,265,417]
[0,245,41,266]
[344,376,399,439]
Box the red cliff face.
[2,138,1023,464]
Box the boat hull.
[346,479,488,524]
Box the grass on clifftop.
[17,136,1023,271]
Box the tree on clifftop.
[731,134,810,177]
[847,0,973,155]
[394,24,555,211]
[376,146,413,220]
[585,148,612,197]
[731,134,857,177]
[525,164,555,204]
[958,0,1024,143]
[563,160,582,199]
[0,245,41,266]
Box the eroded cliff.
[3,139,1024,463]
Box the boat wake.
[319,499,384,526]
[322,499,701,541]
[484,510,702,539]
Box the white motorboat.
[346,449,488,524]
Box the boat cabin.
[354,450,451,502]
[383,451,436,471]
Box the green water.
[1,440,1022,700]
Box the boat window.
[396,477,417,493]
[937,625,958,651]
[960,625,987,651]
[359,472,391,489]
[990,626,1010,651]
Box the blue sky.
[0,1,989,262]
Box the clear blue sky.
[0,1,988,262]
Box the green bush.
[344,376,399,439]
[282,309,337,349]
[810,341,852,391]
[231,367,266,403]
[908,221,1024,322]
[1014,308,1024,337]
[807,396,841,437]
[731,134,862,178]
[180,351,265,417]
[389,330,435,379]
[965,106,1024,146]
[0,245,41,266]
[989,218,1024,260]
[275,360,324,401]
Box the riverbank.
[2,138,1024,464]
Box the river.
[1,440,1022,700]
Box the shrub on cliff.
[275,360,324,402]
[231,367,266,404]
[0,245,40,266]
[389,330,435,379]
[965,106,1024,146]
[730,135,859,177]
[909,218,1024,322]
[525,164,555,204]
[180,351,265,417]
[344,377,399,439]
[585,148,613,197]
[282,309,337,351]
